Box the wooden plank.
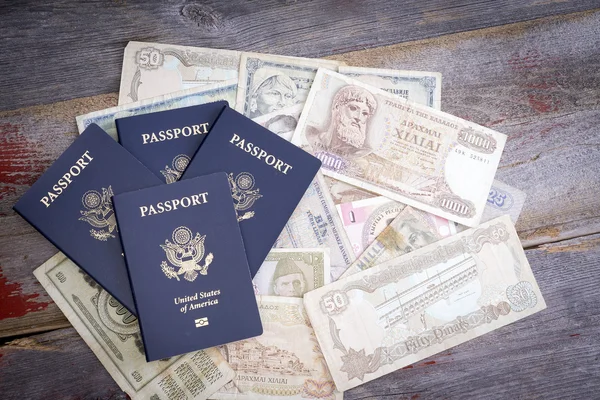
[2,10,600,339]
[2,1,600,110]
[2,233,599,399]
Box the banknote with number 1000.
[292,69,507,227]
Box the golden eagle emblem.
[160,154,190,184]
[79,186,117,241]
[228,172,262,221]
[160,226,214,282]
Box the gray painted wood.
[2,233,599,400]
[2,1,600,111]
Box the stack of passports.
[13,124,162,313]
[15,103,321,362]
[113,174,262,361]
[182,107,322,277]
[116,101,227,184]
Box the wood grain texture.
[2,11,600,342]
[2,0,600,111]
[2,233,599,400]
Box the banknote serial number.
[454,148,491,164]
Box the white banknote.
[34,253,234,399]
[275,173,355,281]
[339,66,441,110]
[292,69,507,227]
[77,80,238,139]
[336,197,455,258]
[339,205,456,279]
[252,104,304,141]
[119,41,241,104]
[252,248,330,297]
[483,179,526,224]
[212,296,342,400]
[236,53,344,119]
[303,215,546,391]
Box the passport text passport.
[181,108,322,277]
[13,124,162,313]
[113,173,263,361]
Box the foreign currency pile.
[35,41,539,399]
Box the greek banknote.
[211,296,342,400]
[292,69,507,227]
[252,104,304,141]
[252,248,330,297]
[339,66,441,110]
[77,80,238,139]
[340,205,456,279]
[34,253,234,400]
[303,215,546,391]
[119,41,241,104]
[275,173,355,281]
[236,53,344,119]
[336,196,455,257]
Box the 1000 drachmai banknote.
[275,173,355,281]
[252,248,331,297]
[235,53,344,119]
[34,253,235,400]
[292,69,507,227]
[211,296,342,400]
[340,205,456,279]
[77,80,238,140]
[119,41,241,105]
[338,66,442,110]
[303,215,546,391]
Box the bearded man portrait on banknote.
[306,85,377,158]
[247,68,298,118]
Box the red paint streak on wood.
[570,334,580,337]
[527,94,560,113]
[411,395,420,400]
[0,123,51,200]
[423,361,436,365]
[0,266,50,320]
[402,365,414,369]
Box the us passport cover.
[181,108,322,277]
[13,124,162,313]
[113,173,263,361]
[115,101,228,183]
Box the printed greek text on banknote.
[34,253,234,400]
[211,296,342,400]
[253,248,330,297]
[292,69,507,227]
[303,215,546,391]
[275,173,355,281]
[236,53,344,119]
[339,66,441,110]
[77,80,238,140]
[119,41,241,104]
[339,205,456,279]
[337,197,455,258]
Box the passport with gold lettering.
[13,124,162,313]
[115,101,228,183]
[113,173,262,361]
[181,108,322,277]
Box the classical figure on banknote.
[395,216,438,251]
[306,85,377,158]
[264,114,298,135]
[270,258,307,296]
[248,68,298,118]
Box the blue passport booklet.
[113,173,262,361]
[13,124,162,313]
[115,101,228,183]
[181,108,322,277]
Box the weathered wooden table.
[1,1,600,399]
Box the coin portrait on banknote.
[247,68,299,118]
